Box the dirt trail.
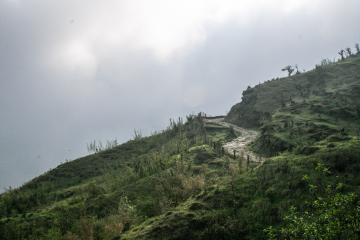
[205,117,264,164]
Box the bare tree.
[338,49,345,60]
[282,65,294,77]
[295,64,301,74]
[356,43,360,54]
[346,47,352,57]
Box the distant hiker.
[233,149,236,159]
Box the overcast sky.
[0,0,359,191]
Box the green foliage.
[266,164,360,240]
[269,193,360,240]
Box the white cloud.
[51,39,97,78]
[42,0,317,62]
[183,85,208,107]
[4,0,21,5]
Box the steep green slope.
[227,55,360,156]
[1,53,360,240]
[227,55,360,128]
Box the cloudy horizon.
[1,0,360,191]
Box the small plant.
[320,59,332,66]
[87,139,118,153]
[87,140,103,153]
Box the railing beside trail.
[202,115,226,120]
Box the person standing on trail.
[233,149,236,159]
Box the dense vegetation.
[1,51,360,239]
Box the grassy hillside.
[227,54,360,156]
[1,53,360,240]
[123,138,360,239]
[0,116,238,239]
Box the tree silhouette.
[282,65,294,76]
[356,43,360,54]
[338,49,345,60]
[346,47,352,57]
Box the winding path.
[204,117,265,165]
